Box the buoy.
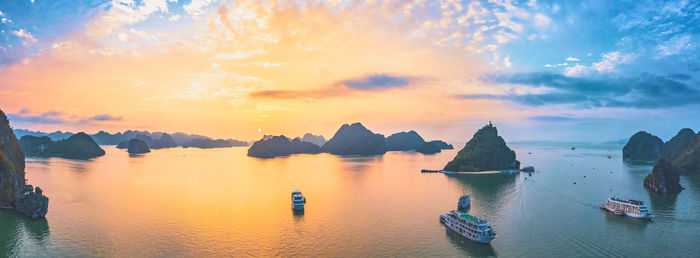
[584,175,586,178]
[573,182,577,185]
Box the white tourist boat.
[440,210,498,244]
[600,196,654,219]
[291,191,306,211]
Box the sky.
[0,0,699,143]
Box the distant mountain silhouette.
[385,131,425,151]
[151,133,178,149]
[247,136,322,158]
[321,123,386,155]
[19,133,105,159]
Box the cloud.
[566,57,579,62]
[564,52,636,76]
[87,114,122,122]
[337,74,415,90]
[504,55,511,68]
[13,29,37,46]
[7,110,123,125]
[251,74,420,99]
[458,72,700,109]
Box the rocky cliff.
[444,123,520,172]
[644,159,684,193]
[671,132,700,174]
[15,185,49,219]
[623,131,664,160]
[662,128,695,160]
[1,108,49,218]
[321,123,386,155]
[385,131,425,151]
[0,109,26,208]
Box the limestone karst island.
[1,0,699,256]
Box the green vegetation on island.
[444,123,520,172]
[0,107,49,218]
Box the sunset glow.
[1,0,699,142]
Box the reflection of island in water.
[445,173,518,197]
[647,190,679,212]
[444,228,496,257]
[0,210,51,254]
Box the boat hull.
[443,221,497,244]
[600,205,654,219]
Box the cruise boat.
[457,195,470,210]
[440,210,497,244]
[291,191,306,211]
[600,196,654,219]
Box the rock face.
[321,123,386,155]
[415,142,441,154]
[151,133,177,149]
[127,139,151,154]
[19,132,105,159]
[247,136,322,158]
[301,133,326,147]
[1,108,49,218]
[444,123,520,172]
[427,140,454,150]
[644,159,683,193]
[385,131,425,151]
[623,131,664,160]
[14,185,49,219]
[0,109,26,208]
[662,128,695,160]
[671,132,700,174]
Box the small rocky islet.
[443,122,520,172]
[644,159,683,193]
[127,139,151,154]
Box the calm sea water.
[2,145,700,257]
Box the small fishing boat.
[458,195,471,210]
